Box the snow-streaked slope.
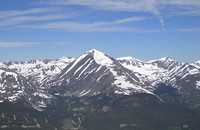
[5,57,75,87]
[0,64,51,106]
[118,56,200,91]
[147,56,182,70]
[117,57,170,89]
[49,49,154,96]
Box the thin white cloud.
[0,14,68,27]
[50,0,160,18]
[167,0,200,6]
[175,9,200,16]
[0,7,59,19]
[0,7,75,27]
[20,17,158,32]
[48,0,165,30]
[49,0,200,30]
[21,23,160,33]
[52,0,200,10]
[0,41,38,47]
[88,17,148,27]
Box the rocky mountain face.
[48,49,153,97]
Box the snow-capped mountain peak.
[87,49,101,53]
[49,49,154,96]
[195,60,200,68]
[87,49,114,67]
[159,56,172,61]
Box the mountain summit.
[48,49,153,96]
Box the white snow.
[97,73,107,82]
[148,56,174,63]
[113,75,135,89]
[118,57,169,86]
[181,66,200,79]
[95,66,102,72]
[6,57,74,86]
[60,54,87,78]
[195,60,200,64]
[12,85,18,88]
[79,90,91,96]
[196,81,200,90]
[74,58,91,75]
[197,81,200,86]
[117,56,143,63]
[115,89,132,95]
[34,92,51,99]
[8,95,18,102]
[0,90,6,93]
[89,49,114,67]
[78,60,93,78]
[38,100,47,108]
[0,63,8,68]
[117,56,191,90]
[109,68,153,95]
[5,72,18,80]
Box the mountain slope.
[118,56,200,110]
[0,63,51,107]
[49,49,153,96]
[0,63,35,102]
[118,56,200,88]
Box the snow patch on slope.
[117,56,143,63]
[196,81,200,90]
[148,56,174,63]
[110,67,153,95]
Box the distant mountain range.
[1,49,200,130]
[1,49,200,105]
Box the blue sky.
[0,0,200,62]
